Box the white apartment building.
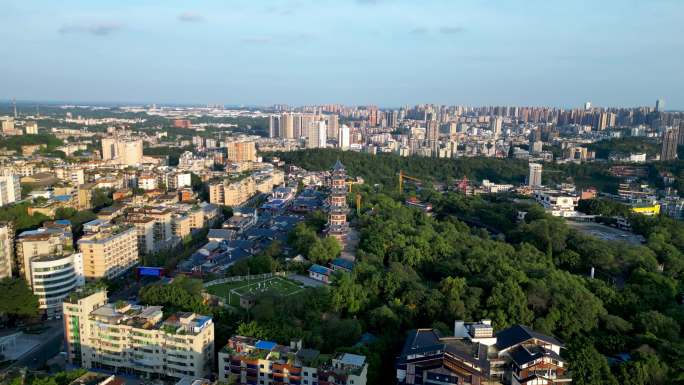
[0,222,13,279]
[138,175,157,190]
[176,173,192,189]
[25,121,39,134]
[307,121,327,149]
[28,253,84,318]
[63,289,214,380]
[338,124,351,150]
[528,163,543,188]
[0,174,21,207]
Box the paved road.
[1,320,64,373]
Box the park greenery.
[273,147,684,196]
[588,137,661,159]
[288,222,342,264]
[0,134,63,153]
[139,275,211,315]
[0,201,50,232]
[0,278,40,324]
[4,369,87,385]
[270,148,630,193]
[261,149,684,384]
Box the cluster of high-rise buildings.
[264,99,683,162]
[268,112,351,150]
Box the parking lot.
[566,221,645,245]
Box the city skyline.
[1,98,679,112]
[2,0,683,108]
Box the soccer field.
[207,276,303,306]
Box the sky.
[1,0,683,109]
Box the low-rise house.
[222,210,258,234]
[534,190,579,218]
[330,258,354,273]
[207,229,235,243]
[308,264,333,284]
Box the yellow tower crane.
[398,170,422,192]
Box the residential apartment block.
[0,173,21,207]
[225,140,257,163]
[0,222,13,279]
[218,336,368,385]
[124,206,180,253]
[15,220,73,280]
[78,221,139,280]
[209,169,284,207]
[63,289,214,379]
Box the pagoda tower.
[326,159,349,243]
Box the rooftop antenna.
[12,98,17,118]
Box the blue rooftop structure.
[255,340,278,350]
[53,195,72,202]
[195,316,212,328]
[309,264,332,276]
[331,258,354,272]
[339,353,366,367]
[54,219,72,226]
[83,219,107,227]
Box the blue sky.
[1,0,683,109]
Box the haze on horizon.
[1,0,683,109]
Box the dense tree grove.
[0,278,40,324]
[0,134,63,153]
[258,149,684,384]
[273,148,684,196]
[587,137,660,159]
[271,149,628,193]
[288,222,342,264]
[139,275,211,315]
[330,189,683,384]
[0,201,50,232]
